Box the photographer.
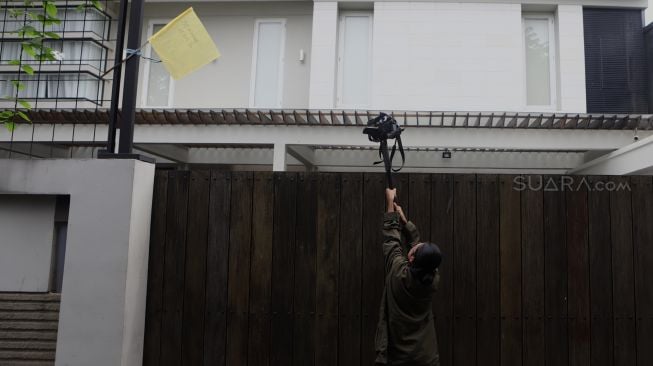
[375,188,442,366]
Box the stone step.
[0,331,57,341]
[0,321,58,331]
[0,340,56,351]
[0,303,59,312]
[0,294,60,303]
[0,349,55,361]
[0,312,59,322]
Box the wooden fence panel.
[521,177,544,366]
[270,173,297,366]
[610,177,636,366]
[453,175,476,366]
[476,175,500,366]
[145,172,650,366]
[361,173,385,366]
[182,170,210,366]
[143,170,168,366]
[543,178,568,366]
[316,173,341,366]
[566,185,590,366]
[338,173,363,366]
[431,174,454,366]
[160,171,189,366]
[248,172,274,366]
[294,173,318,366]
[203,171,231,366]
[631,177,653,366]
[500,175,522,366]
[588,176,614,366]
[225,172,253,365]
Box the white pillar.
[0,159,155,366]
[557,5,587,113]
[308,2,338,109]
[273,143,287,171]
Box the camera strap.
[374,135,405,173]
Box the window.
[0,74,99,101]
[337,13,372,108]
[523,14,556,109]
[143,22,173,107]
[250,19,285,108]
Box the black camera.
[363,113,403,142]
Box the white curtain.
[145,24,171,106]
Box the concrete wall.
[0,159,155,366]
[138,2,313,109]
[0,195,56,292]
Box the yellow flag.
[149,8,220,80]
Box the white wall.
[0,195,56,292]
[0,159,155,366]
[138,2,313,109]
[372,2,522,111]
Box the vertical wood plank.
[160,171,190,366]
[182,170,211,365]
[610,177,636,366]
[588,176,614,366]
[143,170,168,366]
[204,171,231,366]
[631,176,653,366]
[431,174,454,366]
[294,173,318,366]
[409,174,431,241]
[316,173,340,366]
[248,172,274,366]
[521,176,545,366]
[476,175,500,366]
[361,173,385,366]
[226,172,254,366]
[500,175,522,366]
[338,173,363,366]
[566,182,590,366]
[270,173,298,366]
[453,174,476,366]
[543,177,568,366]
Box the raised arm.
[393,202,421,247]
[383,189,405,274]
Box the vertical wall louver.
[583,8,648,113]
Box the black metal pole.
[118,0,145,154]
[106,0,128,154]
[380,140,395,189]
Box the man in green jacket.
[375,188,442,366]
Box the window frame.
[141,19,175,108]
[336,11,373,109]
[249,18,286,109]
[521,13,557,112]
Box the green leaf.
[92,0,103,11]
[20,64,35,75]
[21,43,37,58]
[12,80,26,91]
[44,1,58,18]
[75,4,85,12]
[8,60,21,66]
[16,110,31,122]
[0,110,15,119]
[8,9,25,18]
[44,31,60,39]
[18,99,32,110]
[4,121,17,132]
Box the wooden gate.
[143,171,653,366]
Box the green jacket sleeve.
[382,212,405,275]
[403,220,421,247]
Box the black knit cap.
[410,243,442,285]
